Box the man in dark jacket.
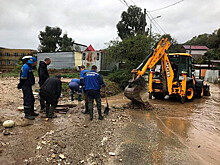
[39,75,62,118]
[84,65,106,120]
[38,58,51,112]
[17,57,38,120]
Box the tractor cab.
[169,53,193,80]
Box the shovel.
[104,87,110,115]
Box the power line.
[148,12,166,34]
[118,0,128,7]
[146,12,162,34]
[148,0,184,12]
[122,0,130,7]
[130,0,136,6]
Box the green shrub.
[107,70,131,89]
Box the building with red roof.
[182,45,209,61]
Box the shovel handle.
[104,87,108,105]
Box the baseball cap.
[27,57,37,64]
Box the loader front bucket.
[124,77,146,105]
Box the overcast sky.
[0,0,220,50]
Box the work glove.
[17,83,22,89]
[17,79,26,89]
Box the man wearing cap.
[17,57,38,120]
[39,75,62,118]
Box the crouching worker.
[69,78,82,101]
[84,65,106,120]
[17,57,38,120]
[39,74,62,118]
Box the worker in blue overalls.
[84,65,106,120]
[69,78,82,101]
[80,65,90,114]
[17,57,38,120]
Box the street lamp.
[150,15,161,39]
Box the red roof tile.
[85,44,95,51]
[183,45,209,50]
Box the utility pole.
[150,15,161,39]
[143,8,146,34]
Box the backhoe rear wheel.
[186,84,195,102]
[153,92,165,100]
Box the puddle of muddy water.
[111,83,220,165]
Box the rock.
[17,107,24,111]
[80,160,85,164]
[109,152,116,156]
[36,146,42,150]
[59,154,66,159]
[3,130,10,136]
[3,120,15,128]
[52,154,56,159]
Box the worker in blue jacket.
[17,57,38,120]
[69,78,82,101]
[80,65,90,114]
[84,65,106,120]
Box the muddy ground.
[0,77,219,165]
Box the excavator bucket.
[124,77,146,105]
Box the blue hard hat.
[27,57,37,64]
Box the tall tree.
[117,6,146,40]
[107,34,151,69]
[156,34,183,53]
[38,26,62,52]
[59,33,74,52]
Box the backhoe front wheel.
[186,84,195,102]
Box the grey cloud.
[0,0,219,50]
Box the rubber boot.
[78,94,82,102]
[81,102,89,114]
[71,94,74,101]
[97,108,103,120]
[48,104,57,118]
[40,97,46,113]
[24,107,35,120]
[45,103,50,118]
[31,106,39,116]
[90,108,93,121]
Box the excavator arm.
[124,38,174,104]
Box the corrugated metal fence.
[37,52,75,69]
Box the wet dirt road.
[0,77,219,164]
[110,83,220,165]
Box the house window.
[82,53,86,60]
[14,53,18,56]
[0,53,2,56]
[97,53,99,60]
[5,60,11,65]
[0,61,2,65]
[21,53,26,56]
[5,52,10,56]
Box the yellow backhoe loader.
[124,38,210,104]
